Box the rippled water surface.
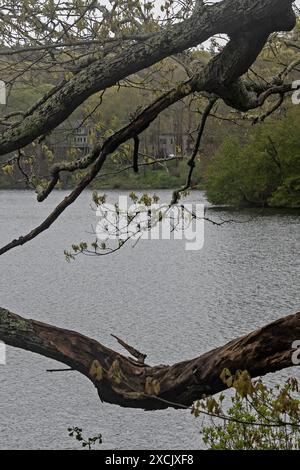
[0,190,299,449]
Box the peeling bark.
[0,307,299,410]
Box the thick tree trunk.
[0,308,299,410]
[0,0,295,156]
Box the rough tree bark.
[0,2,298,414]
[0,307,299,410]
[0,23,297,257]
[0,0,297,257]
[0,0,296,156]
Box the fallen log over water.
[0,307,299,410]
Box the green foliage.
[204,107,300,208]
[268,176,300,208]
[193,371,300,450]
[64,191,164,260]
[67,427,102,450]
[93,159,203,190]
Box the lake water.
[0,189,299,450]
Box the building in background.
[47,119,93,159]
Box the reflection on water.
[0,190,299,449]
